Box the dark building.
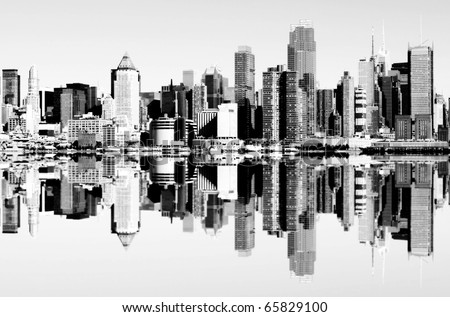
[391,62,410,115]
[202,67,224,109]
[316,89,334,136]
[379,73,402,129]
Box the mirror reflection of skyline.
[0,155,441,280]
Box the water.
[0,154,449,296]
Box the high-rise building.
[354,86,367,135]
[262,65,284,142]
[182,70,194,90]
[54,83,92,131]
[288,20,316,77]
[1,69,20,127]
[379,72,402,129]
[391,62,410,115]
[235,46,255,140]
[316,89,334,137]
[111,52,141,130]
[288,20,316,136]
[280,71,303,142]
[202,66,224,109]
[335,71,355,138]
[25,66,40,135]
[358,59,376,134]
[408,45,433,123]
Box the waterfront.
[0,154,449,296]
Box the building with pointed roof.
[111,52,141,131]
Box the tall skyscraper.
[280,71,303,142]
[182,70,194,90]
[288,20,316,77]
[235,46,255,140]
[111,52,141,130]
[358,58,376,134]
[316,89,334,136]
[202,66,224,109]
[379,72,402,129]
[288,20,316,136]
[354,86,367,135]
[335,71,355,138]
[408,45,433,125]
[25,66,40,135]
[262,65,285,142]
[1,69,20,127]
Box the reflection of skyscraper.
[262,162,283,236]
[111,162,141,249]
[235,196,255,257]
[410,163,433,257]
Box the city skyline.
[0,0,448,99]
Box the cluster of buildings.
[0,156,443,279]
[0,20,445,149]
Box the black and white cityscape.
[1,0,450,297]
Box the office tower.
[316,89,334,136]
[1,69,20,127]
[25,66,40,135]
[161,82,187,118]
[374,24,390,76]
[182,70,194,90]
[193,83,207,127]
[235,46,255,140]
[434,94,446,132]
[111,52,141,130]
[288,20,316,77]
[335,71,355,137]
[54,83,91,131]
[101,94,115,120]
[379,72,402,129]
[262,65,285,142]
[280,71,303,142]
[202,66,224,109]
[391,62,410,115]
[408,45,433,123]
[39,88,54,121]
[354,86,367,135]
[288,20,316,136]
[359,59,377,134]
[395,115,412,140]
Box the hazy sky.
[1,0,448,98]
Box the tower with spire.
[25,66,40,135]
[111,52,141,131]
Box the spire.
[117,52,137,70]
[371,27,375,57]
[381,20,386,52]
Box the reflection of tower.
[26,165,40,237]
[111,161,141,249]
[335,164,355,230]
[359,167,378,244]
[2,174,20,233]
[262,161,283,236]
[410,163,433,257]
[288,165,317,280]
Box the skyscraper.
[335,71,355,138]
[202,66,223,109]
[316,89,334,136]
[111,52,141,130]
[358,59,376,134]
[408,45,433,125]
[1,69,20,127]
[288,20,316,136]
[355,86,367,135]
[262,65,284,142]
[288,20,316,77]
[235,46,255,140]
[182,70,194,90]
[25,66,40,135]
